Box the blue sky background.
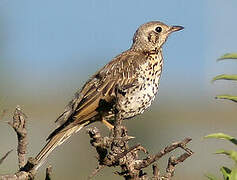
[1,1,237,179]
[1,0,237,107]
[0,0,208,101]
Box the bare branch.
[160,151,192,180]
[0,159,36,180]
[0,105,193,180]
[88,112,193,180]
[0,107,39,180]
[0,171,30,180]
[8,106,28,169]
[134,137,193,170]
[0,107,36,180]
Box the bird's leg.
[101,119,114,130]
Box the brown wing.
[47,50,147,140]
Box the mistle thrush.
[34,21,184,170]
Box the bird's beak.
[169,25,184,33]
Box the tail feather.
[33,123,86,171]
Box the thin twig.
[0,149,13,165]
[88,116,193,180]
[88,165,105,180]
[134,137,193,170]
[160,152,193,180]
[152,164,160,180]
[45,165,52,180]
[0,104,193,180]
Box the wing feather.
[49,50,148,140]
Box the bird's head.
[131,21,184,52]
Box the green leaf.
[205,174,219,180]
[205,133,235,140]
[212,74,237,83]
[215,150,237,163]
[220,166,231,180]
[218,53,237,61]
[204,133,237,145]
[215,95,237,103]
[230,166,237,180]
[205,133,237,146]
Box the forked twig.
[88,111,193,179]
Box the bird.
[33,21,184,170]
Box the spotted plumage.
[116,49,163,119]
[34,21,184,170]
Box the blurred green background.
[1,0,237,179]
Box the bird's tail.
[33,122,87,171]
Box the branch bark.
[8,106,28,169]
[0,107,48,180]
[0,106,193,180]
[87,112,193,180]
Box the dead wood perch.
[0,107,52,180]
[8,105,28,169]
[87,113,193,180]
[0,106,193,180]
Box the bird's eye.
[155,26,162,33]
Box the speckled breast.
[118,52,163,119]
